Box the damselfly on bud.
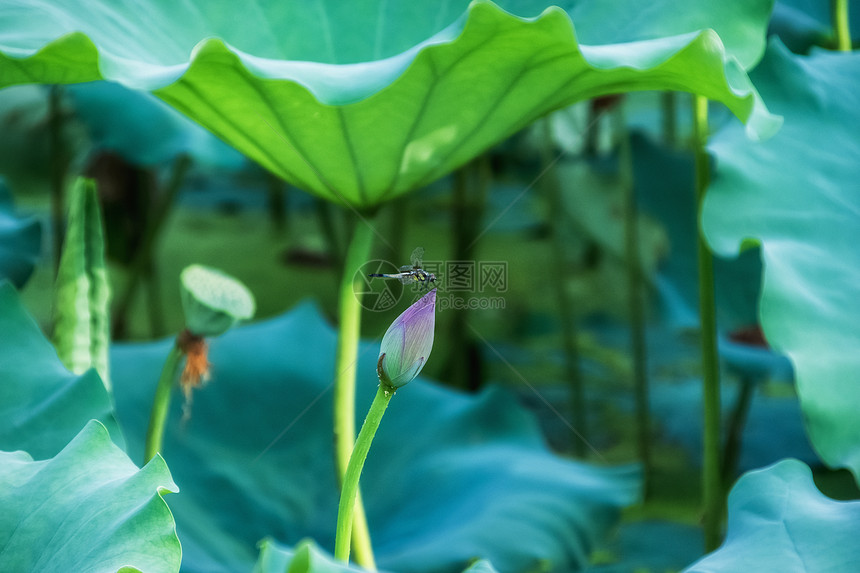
[378,289,437,390]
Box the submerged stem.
[693,95,722,552]
[333,217,377,569]
[143,344,183,464]
[539,120,586,456]
[334,385,393,562]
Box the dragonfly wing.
[410,246,424,269]
[399,264,412,272]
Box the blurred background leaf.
[64,81,246,169]
[769,0,860,53]
[0,177,41,287]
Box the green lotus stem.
[693,95,722,552]
[388,196,409,268]
[832,0,851,52]
[615,107,652,493]
[447,157,488,390]
[266,172,287,234]
[49,85,66,276]
[334,384,393,563]
[661,91,678,148]
[145,260,166,337]
[143,345,183,464]
[539,120,586,456]
[112,153,191,338]
[315,199,343,270]
[721,376,755,489]
[333,218,376,569]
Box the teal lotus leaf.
[254,539,367,573]
[630,133,763,331]
[111,302,640,573]
[0,281,121,458]
[461,560,501,573]
[702,41,860,483]
[66,81,246,168]
[0,0,779,207]
[0,420,180,572]
[568,0,772,68]
[684,459,860,572]
[0,178,40,288]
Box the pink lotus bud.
[377,289,437,389]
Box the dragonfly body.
[369,247,436,288]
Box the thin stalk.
[388,196,409,268]
[146,260,166,337]
[693,95,722,552]
[446,158,489,391]
[333,218,376,569]
[832,0,851,52]
[540,120,587,456]
[143,345,183,464]
[334,385,393,562]
[721,377,755,490]
[266,173,287,234]
[112,154,191,338]
[316,199,343,271]
[447,166,470,390]
[49,86,66,275]
[661,92,678,148]
[615,107,652,493]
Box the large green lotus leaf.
[111,302,639,573]
[0,420,180,572]
[0,178,40,288]
[0,281,121,458]
[0,1,779,207]
[684,459,860,572]
[701,41,860,482]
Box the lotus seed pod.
[180,265,255,337]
